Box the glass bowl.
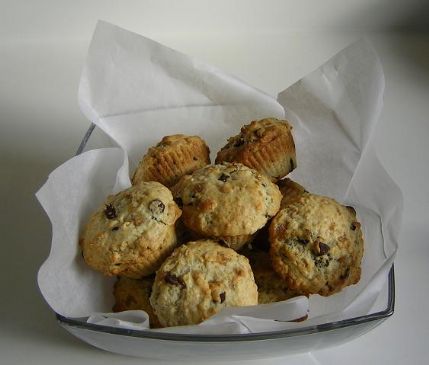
[56,123,395,360]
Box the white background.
[1,1,428,364]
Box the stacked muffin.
[79,118,364,328]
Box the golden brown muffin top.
[80,181,181,278]
[269,193,364,296]
[132,134,210,187]
[150,240,258,327]
[218,119,292,150]
[172,162,282,237]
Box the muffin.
[277,178,308,208]
[269,193,364,296]
[215,118,296,181]
[113,276,161,328]
[150,240,258,327]
[172,162,282,250]
[243,248,298,304]
[80,181,182,278]
[132,134,210,188]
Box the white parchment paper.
[36,21,402,334]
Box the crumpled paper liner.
[36,21,402,334]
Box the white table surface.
[1,1,428,364]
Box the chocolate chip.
[104,204,117,219]
[149,199,165,215]
[233,138,245,147]
[290,158,295,171]
[193,156,198,161]
[174,197,183,208]
[220,292,226,303]
[315,255,331,268]
[318,242,330,255]
[218,173,229,182]
[164,273,186,288]
[297,238,309,245]
[350,222,361,231]
[111,227,119,231]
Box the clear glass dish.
[57,123,395,360]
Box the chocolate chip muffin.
[215,118,296,182]
[132,134,210,188]
[243,248,298,304]
[277,178,308,208]
[113,276,161,328]
[80,181,182,278]
[172,162,282,250]
[269,193,364,296]
[150,240,258,327]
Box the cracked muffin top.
[269,193,364,296]
[150,240,258,327]
[215,118,296,181]
[172,162,282,238]
[80,181,181,278]
[132,134,210,188]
